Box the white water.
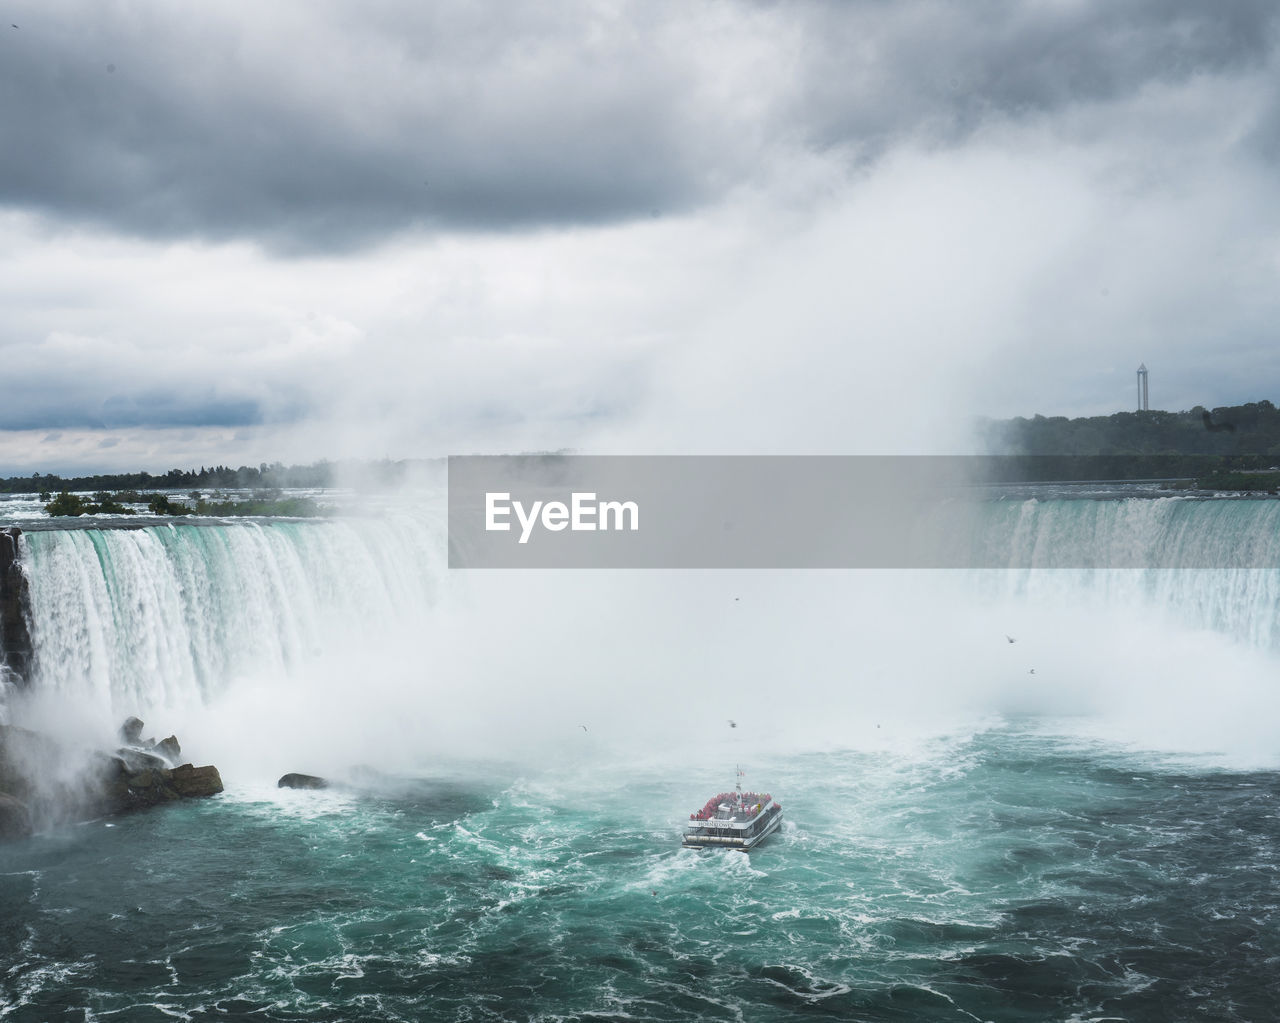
[15,512,449,759]
[8,494,1280,773]
[967,496,1280,649]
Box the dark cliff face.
[0,527,33,684]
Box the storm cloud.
[3,1,1277,252]
[788,0,1276,151]
[2,2,752,250]
[1,1,1279,463]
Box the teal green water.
[6,501,1280,1021]
[3,730,1277,1022]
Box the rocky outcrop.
[278,772,328,790]
[0,718,223,840]
[154,735,182,764]
[118,716,145,745]
[115,746,169,773]
[0,792,32,840]
[99,717,222,813]
[170,764,223,798]
[0,527,32,684]
[97,756,224,812]
[0,724,61,803]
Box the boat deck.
[683,792,783,851]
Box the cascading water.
[965,496,1280,650]
[10,496,1280,726]
[16,512,450,726]
[6,492,1279,762]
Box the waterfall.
[14,498,1280,707]
[963,497,1280,650]
[5,493,1280,767]
[17,513,448,719]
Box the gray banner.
[447,455,1280,569]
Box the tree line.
[43,491,327,518]
[978,400,1280,482]
[0,459,417,495]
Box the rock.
[115,747,169,773]
[0,725,27,797]
[118,716,144,745]
[96,761,222,811]
[0,791,31,841]
[91,753,131,812]
[0,528,32,683]
[154,735,182,764]
[2,721,223,824]
[278,773,328,790]
[170,764,223,798]
[127,768,160,789]
[0,724,66,805]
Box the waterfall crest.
[18,515,447,717]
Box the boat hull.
[681,805,783,852]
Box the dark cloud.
[0,2,736,252]
[0,377,305,431]
[97,392,279,430]
[788,0,1278,155]
[1,1,1276,253]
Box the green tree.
[45,492,88,516]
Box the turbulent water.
[1,494,1279,1021]
[2,734,1277,1022]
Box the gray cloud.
[788,0,1277,155]
[0,384,286,432]
[0,2,738,251]
[0,1,1277,459]
[2,1,1277,253]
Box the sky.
[3,0,1280,473]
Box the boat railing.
[687,794,777,823]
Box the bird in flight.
[580,725,588,732]
[728,719,737,728]
[1006,635,1016,644]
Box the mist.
[5,0,1280,782]
[41,550,1275,784]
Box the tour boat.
[682,768,783,851]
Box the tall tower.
[1137,363,1149,411]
